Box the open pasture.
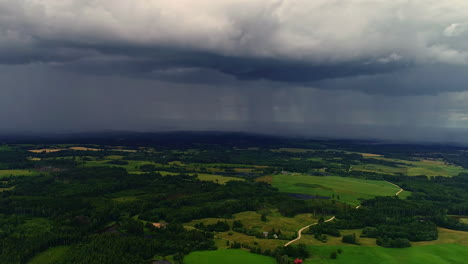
[188,210,319,242]
[28,246,71,264]
[196,173,244,184]
[271,175,406,206]
[0,170,38,177]
[184,249,276,264]
[355,156,467,177]
[81,159,164,173]
[304,244,468,264]
[28,148,64,153]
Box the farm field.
[28,246,71,264]
[196,173,244,184]
[188,210,320,241]
[184,249,276,264]
[0,169,38,177]
[304,244,468,264]
[271,175,407,206]
[81,159,164,173]
[354,157,468,177]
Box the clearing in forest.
[0,170,38,177]
[272,175,407,206]
[304,244,468,264]
[354,156,467,177]
[184,249,276,264]
[28,246,71,264]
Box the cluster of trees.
[384,174,468,231]
[194,221,230,232]
[326,196,439,247]
[306,218,341,243]
[342,233,359,245]
[0,163,337,263]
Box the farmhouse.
[152,222,168,228]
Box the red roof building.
[294,259,303,264]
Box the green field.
[196,173,244,184]
[28,246,71,264]
[304,244,468,264]
[81,159,165,173]
[0,145,13,151]
[184,249,276,264]
[189,210,319,241]
[354,157,467,177]
[0,170,39,177]
[272,175,408,206]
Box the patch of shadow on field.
[294,183,333,191]
[288,193,331,200]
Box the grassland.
[184,249,276,264]
[188,210,319,240]
[187,210,324,250]
[81,159,163,173]
[304,244,468,264]
[0,170,39,177]
[28,246,71,264]
[196,173,244,184]
[0,145,13,151]
[0,187,14,192]
[354,157,467,177]
[412,228,468,246]
[271,175,407,206]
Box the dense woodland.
[0,132,467,263]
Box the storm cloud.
[1,1,468,142]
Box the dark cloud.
[1,1,468,142]
[1,1,467,96]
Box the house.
[152,222,168,228]
[294,259,303,264]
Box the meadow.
[304,244,468,264]
[28,246,71,264]
[196,173,244,184]
[184,249,276,264]
[188,210,320,241]
[354,157,467,177]
[271,175,407,206]
[0,169,39,177]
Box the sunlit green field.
[0,145,13,151]
[28,246,71,264]
[81,159,165,173]
[354,157,467,177]
[304,244,468,264]
[188,210,319,240]
[0,170,39,177]
[272,175,408,206]
[196,173,244,184]
[184,249,276,264]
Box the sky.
[1,0,468,143]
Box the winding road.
[385,180,404,196]
[284,181,404,246]
[284,216,335,246]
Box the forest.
[0,132,467,263]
